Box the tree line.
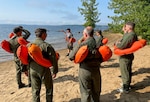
[78,0,150,43]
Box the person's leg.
[44,69,53,102]
[66,43,73,56]
[127,58,133,87]
[79,68,91,102]
[92,69,101,102]
[66,43,70,56]
[15,60,25,88]
[30,68,41,102]
[27,65,31,87]
[119,57,130,91]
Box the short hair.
[18,26,23,29]
[126,22,135,30]
[35,28,47,37]
[66,28,71,32]
[84,27,94,36]
[13,27,22,33]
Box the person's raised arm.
[22,28,31,39]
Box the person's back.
[69,26,102,102]
[79,36,101,69]
[29,28,58,102]
[95,30,103,48]
[9,26,31,89]
[9,35,20,56]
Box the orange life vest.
[102,38,108,45]
[55,52,60,60]
[17,45,28,65]
[17,37,29,45]
[17,43,59,67]
[114,39,146,55]
[69,37,76,43]
[98,45,112,61]
[1,36,29,53]
[74,45,89,63]
[0,40,12,53]
[9,32,15,38]
[28,44,52,68]
[74,45,112,63]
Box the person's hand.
[52,74,57,79]
[114,40,121,45]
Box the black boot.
[18,83,26,89]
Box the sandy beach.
[0,33,150,102]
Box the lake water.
[0,24,108,62]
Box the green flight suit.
[29,37,58,102]
[95,36,103,48]
[9,29,30,86]
[69,37,102,102]
[116,31,138,90]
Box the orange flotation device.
[99,45,112,61]
[69,37,76,43]
[102,38,108,45]
[139,39,147,46]
[74,45,89,63]
[17,44,59,66]
[65,36,69,42]
[9,32,15,38]
[74,45,112,63]
[1,36,29,53]
[28,44,52,68]
[114,39,147,55]
[18,37,29,45]
[17,45,29,65]
[55,52,60,60]
[0,40,12,53]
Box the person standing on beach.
[62,28,74,56]
[115,22,138,93]
[78,26,93,44]
[69,26,102,102]
[9,26,31,89]
[29,28,58,102]
[95,30,104,48]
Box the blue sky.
[0,0,114,25]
